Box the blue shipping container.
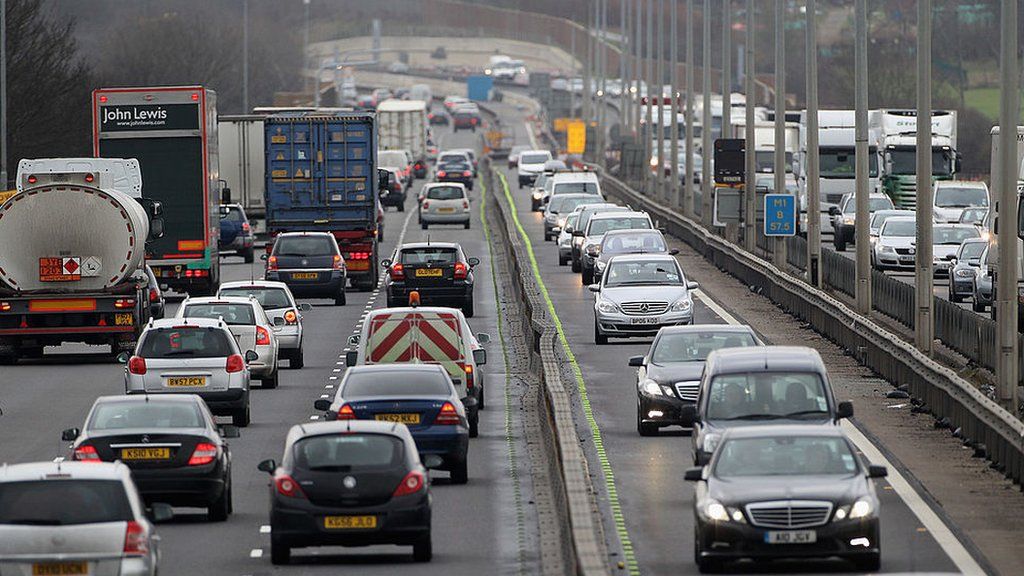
[467,75,493,102]
[264,112,378,233]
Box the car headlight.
[843,217,855,225]
[596,299,619,313]
[585,244,601,256]
[955,268,976,278]
[557,217,567,228]
[879,245,895,254]
[847,498,874,519]
[702,433,721,454]
[670,296,693,312]
[700,499,746,523]
[532,191,542,200]
[640,379,663,395]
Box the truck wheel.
[242,248,255,264]
[262,370,279,389]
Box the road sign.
[714,138,745,184]
[764,194,797,236]
[566,120,587,155]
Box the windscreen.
[183,303,256,326]
[139,327,234,358]
[439,162,470,172]
[934,226,981,245]
[438,153,469,164]
[219,287,292,310]
[889,148,953,176]
[274,236,337,257]
[220,207,243,222]
[652,331,756,363]
[89,401,204,430]
[819,148,879,178]
[549,196,597,213]
[521,153,551,164]
[588,217,652,236]
[881,220,916,237]
[706,372,828,420]
[960,241,987,259]
[0,480,133,525]
[601,232,666,254]
[426,186,465,200]
[754,151,794,174]
[960,208,987,224]
[714,436,857,477]
[605,260,682,287]
[343,370,451,397]
[869,197,895,212]
[936,187,988,208]
[553,182,600,195]
[294,434,403,470]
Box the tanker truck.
[0,160,164,363]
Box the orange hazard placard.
[39,257,81,282]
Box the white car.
[0,461,164,576]
[175,296,280,388]
[517,149,553,188]
[218,280,311,369]
[872,216,917,271]
[933,180,989,223]
[419,182,471,229]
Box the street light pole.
[773,0,786,267]
[805,0,821,285]
[721,1,731,134]
[656,0,665,200]
[303,0,311,95]
[996,0,1019,410]
[645,0,654,195]
[669,0,679,208]
[854,0,871,314]
[621,0,628,133]
[915,0,934,355]
[685,0,695,216]
[634,0,643,143]
[744,0,756,251]
[242,0,249,113]
[701,0,712,226]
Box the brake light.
[188,442,218,466]
[148,288,159,303]
[127,356,147,375]
[421,201,430,209]
[435,402,461,425]
[415,162,424,170]
[333,254,344,271]
[0,302,10,311]
[437,171,447,178]
[274,474,306,498]
[337,404,356,420]
[454,262,468,280]
[256,326,271,346]
[284,310,298,324]
[242,222,251,232]
[392,470,426,497]
[226,353,245,373]
[114,298,136,309]
[471,118,478,125]
[462,200,469,209]
[267,255,278,271]
[390,263,405,281]
[463,171,472,177]
[123,521,149,556]
[73,445,101,462]
[464,364,474,390]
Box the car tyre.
[594,320,608,345]
[290,348,304,369]
[851,553,881,572]
[422,222,429,230]
[398,201,405,213]
[478,386,485,410]
[972,297,985,312]
[462,295,475,318]
[233,404,251,427]
[242,247,255,264]
[834,234,847,252]
[464,220,471,230]
[469,414,479,438]
[270,539,290,565]
[558,254,569,266]
[451,459,469,485]
[695,533,719,573]
[582,268,594,285]
[571,258,581,273]
[413,534,433,562]
[335,289,347,306]
[262,370,279,389]
[949,288,962,303]
[208,484,231,522]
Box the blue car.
[314,364,470,484]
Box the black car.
[258,420,432,565]
[380,167,407,211]
[264,232,347,306]
[383,242,478,316]
[145,265,166,320]
[428,110,449,126]
[412,157,429,180]
[687,425,885,572]
[435,161,474,190]
[219,203,256,263]
[62,394,238,521]
[630,325,759,436]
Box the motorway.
[0,127,540,575]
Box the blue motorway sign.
[764,194,797,237]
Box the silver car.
[932,224,982,276]
[218,280,311,369]
[419,182,471,229]
[125,317,253,426]
[175,296,280,388]
[0,461,165,576]
[590,254,699,344]
[558,212,580,266]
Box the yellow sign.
[0,189,16,204]
[566,120,586,155]
[553,117,571,132]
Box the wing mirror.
[669,249,680,255]
[148,503,174,523]
[377,168,392,191]
[687,281,700,290]
[61,428,80,442]
[244,350,259,363]
[313,399,332,412]
[421,454,444,469]
[867,464,888,478]
[273,316,286,327]
[472,348,487,366]
[828,206,841,216]
[116,352,131,364]
[219,425,241,439]
[467,257,480,267]
[683,467,704,481]
[345,351,358,366]
[476,332,491,344]
[348,335,361,347]
[628,355,644,367]
[837,400,854,419]
[148,218,165,240]
[257,459,277,474]
[587,283,601,293]
[299,303,313,312]
[381,259,392,268]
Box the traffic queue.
[525,151,886,572]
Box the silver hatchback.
[218,280,312,369]
[419,183,471,229]
[124,317,253,426]
[0,461,165,576]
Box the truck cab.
[874,109,960,209]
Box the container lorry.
[93,85,221,296]
[219,114,266,226]
[377,99,430,178]
[873,109,960,209]
[264,110,388,291]
[0,159,164,362]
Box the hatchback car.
[378,149,413,187]
[948,238,987,303]
[383,242,479,316]
[419,183,471,229]
[435,160,474,190]
[145,265,165,320]
[0,461,164,576]
[687,425,885,572]
[630,325,758,435]
[218,280,311,368]
[314,364,470,483]
[571,204,630,272]
[175,296,280,388]
[591,254,699,344]
[452,110,480,132]
[428,109,449,126]
[543,193,605,241]
[594,229,677,283]
[580,211,655,284]
[508,144,531,169]
[959,207,988,227]
[830,193,894,251]
[933,180,989,223]
[686,346,854,465]
[218,203,255,263]
[380,166,407,211]
[871,216,917,271]
[264,232,347,306]
[867,209,915,245]
[124,318,253,426]
[63,394,238,521]
[258,421,432,564]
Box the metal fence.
[871,270,916,329]
[822,248,856,297]
[786,235,808,270]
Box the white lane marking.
[309,415,319,420]
[52,457,64,463]
[332,368,341,373]
[259,525,271,534]
[249,549,263,558]
[524,120,540,150]
[697,286,984,574]
[320,394,330,399]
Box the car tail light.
[267,256,278,271]
[274,474,306,498]
[127,356,147,375]
[333,254,344,271]
[241,222,251,232]
[336,404,356,420]
[284,310,298,324]
[256,326,271,346]
[73,444,101,462]
[462,171,472,177]
[454,262,468,280]
[435,402,461,425]
[226,353,245,373]
[471,118,478,125]
[114,298,136,309]
[437,171,447,178]
[0,302,10,312]
[421,201,430,209]
[188,442,218,466]
[415,162,424,170]
[389,263,405,281]
[462,200,469,209]
[123,521,149,556]
[392,470,426,497]
[148,288,159,303]
[464,364,474,390]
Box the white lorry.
[872,109,960,209]
[377,99,430,175]
[219,115,266,225]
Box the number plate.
[114,313,134,326]
[437,207,456,213]
[630,316,661,325]
[764,530,817,544]
[166,376,206,387]
[32,562,89,575]
[415,268,443,277]
[120,447,171,461]
[375,413,421,424]
[291,272,318,280]
[323,515,377,529]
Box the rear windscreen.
[220,288,291,309]
[89,402,204,430]
[426,187,465,200]
[274,236,337,257]
[0,480,133,526]
[139,327,234,358]
[183,303,256,326]
[343,370,452,397]
[400,248,458,264]
[294,434,403,470]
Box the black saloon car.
[435,161,474,190]
[258,420,432,564]
[687,425,885,572]
[264,232,347,306]
[63,394,238,521]
[383,242,478,316]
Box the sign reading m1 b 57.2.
[99,104,199,132]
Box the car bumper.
[874,253,914,270]
[438,176,473,188]
[975,284,993,305]
[519,173,539,186]
[225,235,254,252]
[388,284,472,305]
[267,272,346,298]
[275,328,301,350]
[950,277,976,296]
[127,388,248,415]
[638,391,695,427]
[596,311,694,337]
[410,428,470,469]
[696,516,880,563]
[131,464,227,506]
[421,211,471,224]
[271,496,431,548]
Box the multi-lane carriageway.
[1,98,1022,575]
